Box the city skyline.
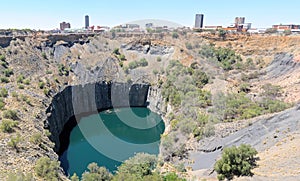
[0,0,299,30]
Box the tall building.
[235,17,245,25]
[60,22,71,31]
[195,14,204,28]
[85,15,89,29]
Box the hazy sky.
[0,0,299,30]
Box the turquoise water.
[59,107,165,177]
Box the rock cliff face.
[44,82,150,153]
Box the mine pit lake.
[59,107,165,177]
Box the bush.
[23,79,30,85]
[0,119,18,133]
[115,153,157,179]
[157,57,162,62]
[35,157,60,180]
[214,144,258,180]
[113,48,120,55]
[0,76,10,83]
[17,74,25,83]
[7,133,21,151]
[118,54,126,61]
[0,98,5,109]
[81,162,113,181]
[0,87,8,97]
[3,68,13,77]
[38,81,45,89]
[18,84,25,89]
[172,32,179,39]
[0,54,6,61]
[58,64,69,76]
[42,52,47,59]
[185,42,193,50]
[30,133,43,145]
[139,58,148,67]
[261,83,282,99]
[3,110,18,120]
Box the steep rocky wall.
[45,82,150,153]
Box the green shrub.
[118,54,126,61]
[128,61,138,69]
[23,79,30,85]
[18,84,25,89]
[113,48,120,55]
[0,54,6,61]
[46,70,53,74]
[157,56,162,62]
[3,110,18,120]
[44,88,50,96]
[30,133,43,145]
[0,87,8,97]
[70,173,79,181]
[0,119,18,133]
[3,68,13,77]
[35,157,60,180]
[172,32,179,39]
[17,74,25,83]
[0,76,10,83]
[139,58,148,67]
[7,133,21,151]
[0,98,5,109]
[261,83,282,99]
[42,52,47,59]
[58,64,69,76]
[214,144,258,180]
[115,153,157,180]
[38,81,45,89]
[185,42,193,50]
[81,162,113,181]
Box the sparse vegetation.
[0,87,8,97]
[0,76,10,83]
[7,133,21,151]
[0,119,18,133]
[0,98,5,109]
[128,58,149,69]
[30,133,43,145]
[3,110,18,120]
[58,64,69,76]
[3,68,13,77]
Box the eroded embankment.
[44,82,150,154]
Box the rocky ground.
[0,32,299,180]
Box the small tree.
[214,144,258,180]
[172,32,179,39]
[35,157,60,181]
[115,153,157,179]
[218,29,227,40]
[81,162,113,181]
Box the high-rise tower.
[85,15,89,29]
[195,14,204,28]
